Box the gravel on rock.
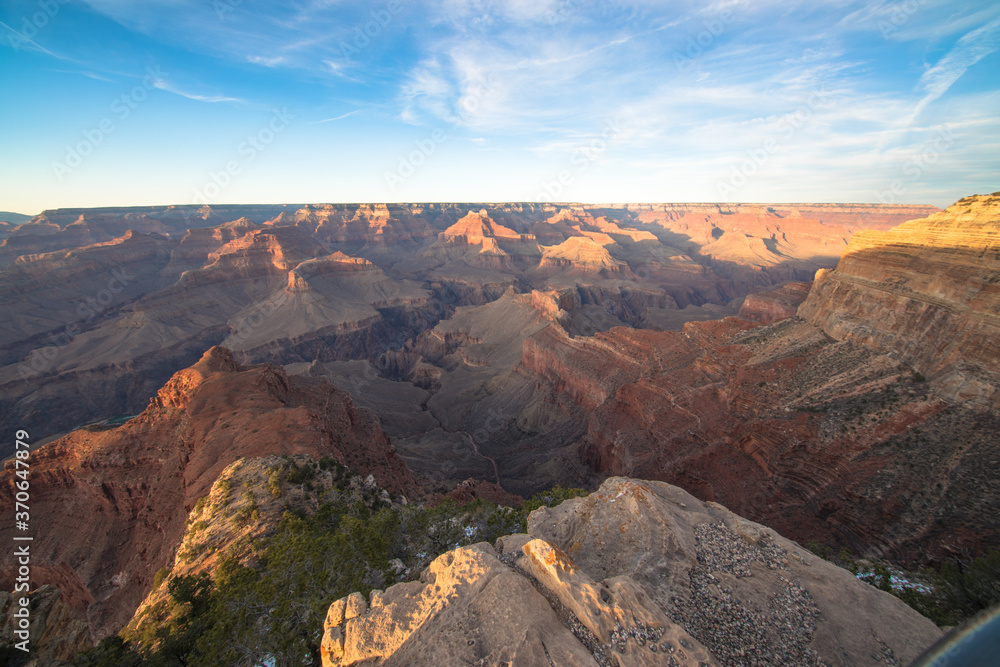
[670,521,832,667]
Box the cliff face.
[520,197,1000,565]
[799,194,1000,407]
[320,478,940,667]
[0,347,417,647]
[526,314,1000,567]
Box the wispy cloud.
[311,109,361,124]
[0,19,60,57]
[910,17,1000,120]
[51,69,116,82]
[152,79,248,105]
[246,54,288,67]
[4,0,998,209]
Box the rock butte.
[0,347,416,645]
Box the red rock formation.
[443,478,524,507]
[526,313,1000,566]
[440,210,525,245]
[0,347,418,645]
[163,217,261,278]
[799,194,1000,405]
[738,282,812,323]
[521,196,1000,566]
[537,236,627,274]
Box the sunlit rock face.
[320,478,940,667]
[524,196,1000,567]
[799,193,1000,407]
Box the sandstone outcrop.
[320,478,940,666]
[123,452,406,653]
[0,347,417,648]
[799,194,1000,407]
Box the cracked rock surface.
[321,477,941,666]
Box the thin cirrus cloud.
[151,79,248,106]
[910,17,1000,119]
[311,110,362,125]
[1,0,998,212]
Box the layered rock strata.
[522,196,1000,564]
[799,194,1000,406]
[0,347,417,646]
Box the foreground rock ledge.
[321,477,940,666]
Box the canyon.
[0,346,415,650]
[525,195,1000,566]
[2,196,999,664]
[0,202,931,461]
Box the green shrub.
[74,482,590,666]
[74,636,142,667]
[230,502,260,529]
[267,467,284,498]
[152,567,171,590]
[286,460,316,485]
[216,478,232,506]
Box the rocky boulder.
[320,478,940,666]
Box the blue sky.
[1,0,998,214]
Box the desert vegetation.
[807,541,1000,627]
[74,462,584,667]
